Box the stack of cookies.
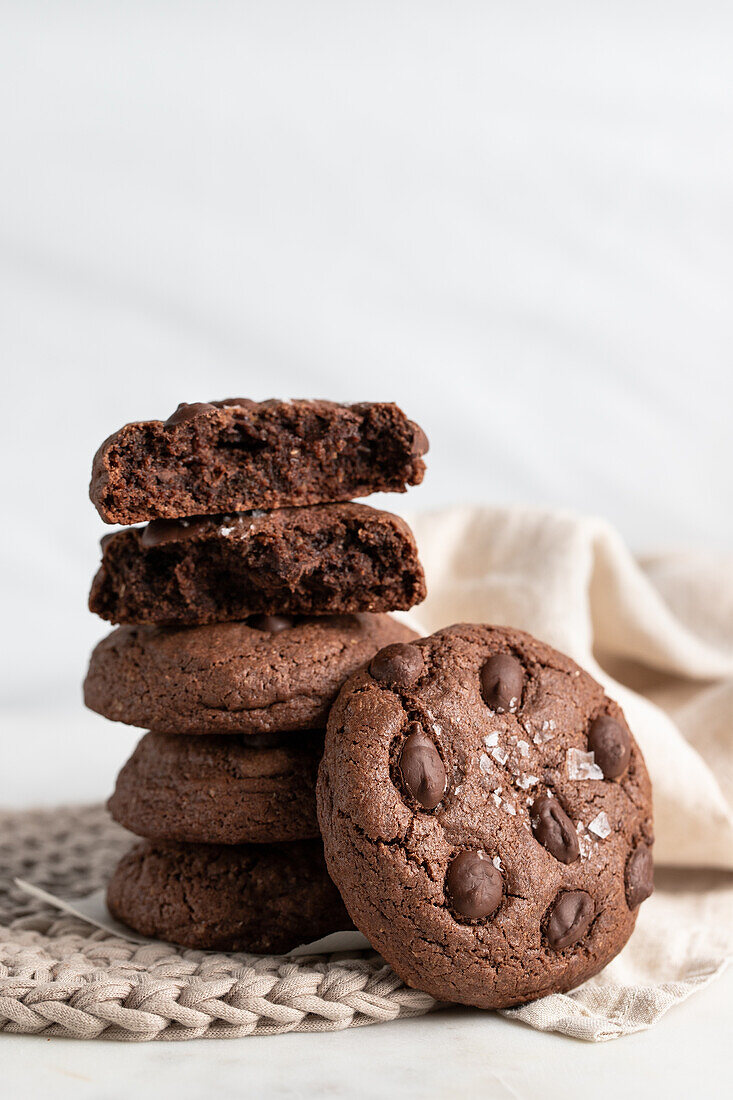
[83,398,429,953]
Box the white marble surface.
[3,968,732,1099]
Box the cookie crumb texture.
[90,399,428,525]
[108,730,324,844]
[107,839,352,954]
[317,624,654,1009]
[84,613,417,735]
[90,503,426,625]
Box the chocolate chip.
[141,518,203,548]
[545,891,594,950]
[212,398,255,409]
[588,715,631,779]
[409,421,430,457]
[249,615,294,634]
[164,402,216,426]
[480,653,524,713]
[369,643,424,690]
[531,796,579,864]
[625,844,654,908]
[397,724,446,810]
[445,850,503,920]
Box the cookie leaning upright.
[317,624,654,1009]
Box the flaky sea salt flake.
[491,746,508,766]
[479,753,492,775]
[516,774,540,790]
[517,739,530,757]
[567,748,604,780]
[588,811,612,839]
[484,731,499,747]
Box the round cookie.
[317,624,654,1009]
[108,730,324,844]
[107,839,352,954]
[84,613,417,735]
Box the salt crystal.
[517,739,529,757]
[532,723,556,745]
[588,811,612,839]
[479,753,492,775]
[484,731,499,747]
[491,746,508,766]
[432,723,443,736]
[492,787,503,795]
[516,774,540,790]
[492,793,502,807]
[492,856,503,871]
[508,697,519,713]
[567,748,604,781]
[578,833,593,858]
[219,526,235,537]
[502,801,517,816]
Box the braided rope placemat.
[0,805,436,1041]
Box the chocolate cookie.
[84,613,417,735]
[107,839,351,953]
[89,503,426,626]
[108,730,323,844]
[90,399,428,524]
[317,625,654,1009]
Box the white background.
[1,2,732,1093]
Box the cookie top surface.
[107,838,351,954]
[84,613,417,735]
[108,729,323,844]
[317,624,654,1009]
[90,399,428,524]
[89,502,426,625]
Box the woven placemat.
[0,805,436,1041]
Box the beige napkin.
[399,505,733,1040]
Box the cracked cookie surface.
[84,613,417,735]
[107,838,352,953]
[316,623,653,1009]
[108,730,324,844]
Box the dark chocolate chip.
[249,615,294,634]
[397,724,446,810]
[531,796,580,864]
[409,421,430,457]
[625,844,654,909]
[445,850,503,919]
[546,890,594,950]
[369,643,424,690]
[480,653,524,713]
[212,398,256,409]
[164,402,216,426]
[141,518,204,548]
[588,715,631,779]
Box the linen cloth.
[400,505,733,1039]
